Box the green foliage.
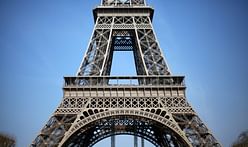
[233,130,248,147]
[0,133,15,147]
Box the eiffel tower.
[31,0,221,146]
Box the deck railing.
[64,76,185,87]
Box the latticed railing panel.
[57,97,193,110]
[102,0,145,6]
[57,97,193,114]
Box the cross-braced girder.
[78,29,111,76]
[31,115,76,146]
[173,114,221,147]
[77,15,170,76]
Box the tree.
[0,133,15,147]
[233,130,248,147]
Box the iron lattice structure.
[31,0,221,146]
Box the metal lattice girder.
[30,115,76,146]
[173,114,221,147]
[77,14,170,76]
[136,29,170,75]
[78,29,111,76]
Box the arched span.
[59,109,192,147]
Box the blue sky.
[0,0,248,146]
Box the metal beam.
[134,136,138,147]
[111,136,115,147]
[141,138,144,147]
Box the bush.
[0,133,15,147]
[233,130,248,147]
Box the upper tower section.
[77,0,170,76]
[93,0,154,22]
[101,0,146,6]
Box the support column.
[134,136,138,147]
[111,136,115,147]
[141,138,145,147]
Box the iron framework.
[31,0,221,146]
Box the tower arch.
[60,109,191,147]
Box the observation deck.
[64,76,185,88]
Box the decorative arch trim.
[59,109,192,147]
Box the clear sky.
[0,0,248,147]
